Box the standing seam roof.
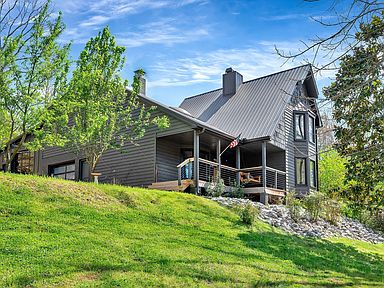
[179,65,312,139]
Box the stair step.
[148,180,192,191]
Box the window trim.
[309,160,316,188]
[294,112,306,141]
[308,114,315,143]
[295,157,307,186]
[49,162,76,180]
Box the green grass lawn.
[0,173,383,287]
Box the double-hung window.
[294,113,306,140]
[310,160,316,188]
[309,115,315,143]
[295,158,306,185]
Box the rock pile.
[211,197,384,244]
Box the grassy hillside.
[0,173,383,287]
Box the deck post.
[275,170,278,189]
[236,146,241,185]
[216,139,221,181]
[261,141,268,204]
[193,129,200,194]
[178,167,182,187]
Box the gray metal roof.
[179,64,314,140]
[139,95,236,140]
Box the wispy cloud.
[148,41,336,89]
[79,15,110,27]
[55,0,209,45]
[259,13,309,21]
[116,18,210,47]
[57,0,207,28]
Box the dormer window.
[294,112,306,140]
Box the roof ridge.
[182,87,222,101]
[242,64,311,84]
[181,64,311,102]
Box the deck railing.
[177,158,286,190]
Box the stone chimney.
[134,69,146,96]
[223,67,243,96]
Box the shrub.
[206,179,225,197]
[285,191,302,222]
[303,192,326,222]
[323,199,342,225]
[226,181,244,198]
[236,203,259,226]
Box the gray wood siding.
[94,110,192,187]
[156,138,181,182]
[36,106,192,187]
[284,82,318,195]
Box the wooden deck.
[243,187,286,197]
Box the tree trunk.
[5,133,27,172]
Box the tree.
[0,0,70,171]
[60,27,168,175]
[277,0,384,72]
[323,13,384,212]
[318,149,347,198]
[317,110,335,151]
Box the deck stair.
[148,180,193,191]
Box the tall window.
[309,115,315,143]
[294,113,306,140]
[310,160,316,188]
[295,158,306,185]
[50,163,75,180]
[16,151,34,174]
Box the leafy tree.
[323,13,384,212]
[318,149,347,198]
[0,0,70,170]
[60,27,168,176]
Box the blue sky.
[53,0,339,107]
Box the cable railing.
[177,158,286,190]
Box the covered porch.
[150,129,286,204]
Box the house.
[0,64,321,204]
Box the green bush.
[303,192,326,222]
[323,199,342,225]
[206,179,225,197]
[226,181,244,198]
[236,203,259,226]
[285,191,302,222]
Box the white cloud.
[79,15,110,27]
[116,18,209,47]
[259,13,309,21]
[147,42,337,89]
[56,0,207,28]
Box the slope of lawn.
[0,173,383,287]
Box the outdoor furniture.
[240,172,261,186]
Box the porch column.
[193,129,200,194]
[236,146,241,185]
[216,139,221,180]
[260,141,268,204]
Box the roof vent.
[223,67,243,97]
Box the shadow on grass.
[239,231,384,285]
